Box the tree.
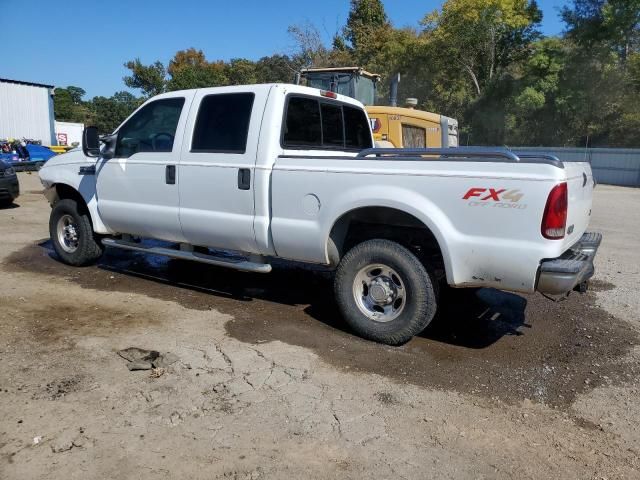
[167,48,208,77]
[561,0,640,61]
[226,58,257,85]
[288,22,331,68]
[504,37,569,145]
[422,0,542,96]
[90,91,142,134]
[254,54,297,83]
[344,0,390,50]
[168,60,228,91]
[66,86,86,104]
[123,59,167,97]
[54,86,92,123]
[114,1,640,148]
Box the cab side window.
[191,93,254,153]
[115,98,185,158]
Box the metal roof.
[0,77,54,89]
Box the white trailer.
[55,121,84,147]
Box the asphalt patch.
[4,241,639,407]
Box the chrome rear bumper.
[536,232,602,295]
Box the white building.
[0,78,56,145]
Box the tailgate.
[562,161,594,249]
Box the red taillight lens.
[370,117,381,133]
[320,90,337,99]
[541,182,568,239]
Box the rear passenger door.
[179,88,268,253]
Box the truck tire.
[49,199,104,266]
[334,239,438,345]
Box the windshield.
[305,72,376,106]
[307,73,352,97]
[354,76,375,106]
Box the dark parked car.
[0,159,19,207]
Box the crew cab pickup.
[38,84,601,345]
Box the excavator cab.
[298,66,458,148]
[299,67,380,106]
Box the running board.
[102,238,272,273]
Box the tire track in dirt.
[4,241,639,407]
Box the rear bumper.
[536,232,602,295]
[0,175,20,201]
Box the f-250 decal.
[462,188,527,209]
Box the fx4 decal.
[462,188,527,209]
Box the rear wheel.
[50,198,104,266]
[334,239,438,345]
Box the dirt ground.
[1,172,639,479]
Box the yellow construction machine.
[298,67,458,148]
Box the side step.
[102,238,272,273]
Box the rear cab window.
[282,95,372,151]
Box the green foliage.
[90,92,142,134]
[562,0,640,60]
[66,0,640,147]
[54,86,142,134]
[226,58,258,85]
[421,0,542,96]
[123,59,167,97]
[344,0,390,51]
[53,86,92,124]
[254,55,296,83]
[123,49,298,94]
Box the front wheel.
[334,239,438,345]
[49,199,104,266]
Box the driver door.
[96,93,193,242]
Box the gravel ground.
[0,173,639,479]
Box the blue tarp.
[25,144,56,161]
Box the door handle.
[166,165,176,185]
[237,168,251,190]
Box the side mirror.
[100,133,117,160]
[82,126,100,157]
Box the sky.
[1,0,568,99]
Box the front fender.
[39,156,109,234]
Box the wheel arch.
[326,203,453,284]
[45,181,109,234]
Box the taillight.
[370,118,381,133]
[541,182,568,239]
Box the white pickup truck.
[39,84,601,345]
